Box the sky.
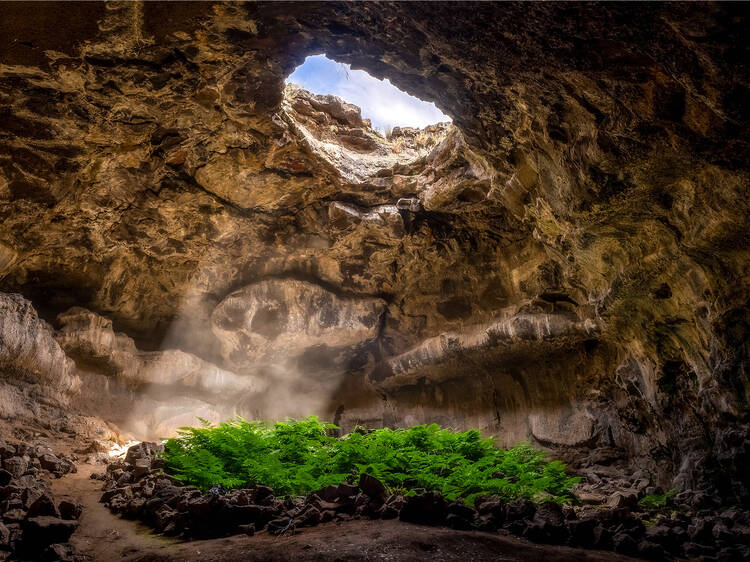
[286,54,450,132]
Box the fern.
[639,489,677,510]
[161,417,580,505]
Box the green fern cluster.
[161,417,580,506]
[639,489,677,510]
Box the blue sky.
[286,55,450,132]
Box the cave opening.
[285,54,451,135]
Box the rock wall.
[0,293,80,409]
[0,2,748,502]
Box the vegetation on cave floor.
[161,416,580,506]
[639,489,678,511]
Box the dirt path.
[51,463,179,560]
[52,465,637,562]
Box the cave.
[0,2,748,561]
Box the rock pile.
[0,441,81,561]
[100,443,750,560]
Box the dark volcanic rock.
[27,493,61,518]
[358,474,387,504]
[58,500,83,521]
[21,516,78,548]
[399,492,448,526]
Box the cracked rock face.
[0,2,749,503]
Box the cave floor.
[50,464,638,562]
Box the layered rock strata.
[0,1,748,506]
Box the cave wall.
[0,2,749,501]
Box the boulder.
[505,498,535,521]
[58,500,83,521]
[607,491,638,509]
[133,458,151,480]
[0,443,15,460]
[267,518,293,536]
[0,522,9,547]
[336,483,359,498]
[567,518,598,547]
[2,458,27,479]
[358,474,387,503]
[296,506,321,527]
[39,454,73,478]
[533,501,564,526]
[253,485,274,504]
[399,492,448,526]
[612,531,639,556]
[125,442,162,466]
[27,494,61,518]
[316,485,340,502]
[100,487,132,504]
[21,516,78,547]
[3,509,26,523]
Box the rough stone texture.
[54,306,267,438]
[0,293,80,405]
[212,278,386,369]
[0,1,748,504]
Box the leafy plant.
[639,489,677,510]
[161,417,580,506]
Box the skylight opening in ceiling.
[286,54,451,134]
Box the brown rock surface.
[0,1,747,506]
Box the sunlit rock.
[211,279,386,371]
[0,293,80,399]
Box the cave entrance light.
[285,54,451,135]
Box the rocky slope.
[0,0,748,511]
